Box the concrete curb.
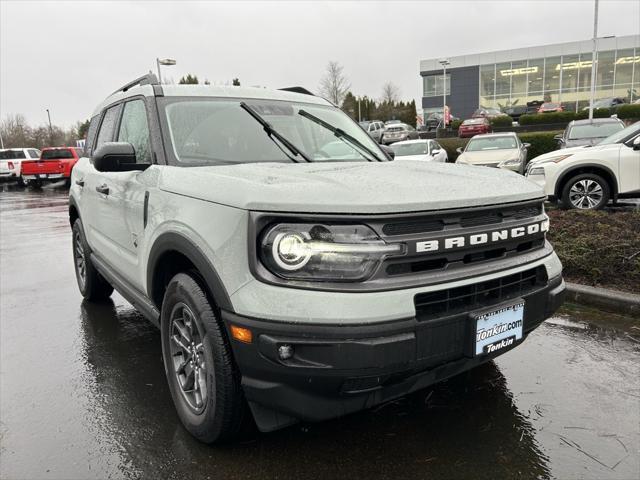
[565,282,640,317]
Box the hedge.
[439,131,562,162]
[490,115,513,127]
[616,103,640,120]
[547,209,640,294]
[519,131,563,160]
[519,104,640,125]
[519,111,577,125]
[450,119,463,130]
[574,108,618,120]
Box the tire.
[561,173,610,210]
[17,176,26,187]
[72,219,114,301]
[161,272,246,443]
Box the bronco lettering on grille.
[415,220,548,253]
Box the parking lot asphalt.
[1,186,639,480]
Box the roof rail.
[113,73,159,94]
[279,86,315,96]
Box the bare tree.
[318,61,351,106]
[380,82,400,104]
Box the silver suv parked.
[70,74,565,443]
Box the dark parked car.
[472,107,503,119]
[504,105,527,121]
[582,97,628,111]
[381,123,419,144]
[554,118,626,148]
[424,112,460,131]
[458,117,491,138]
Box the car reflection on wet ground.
[1,187,639,480]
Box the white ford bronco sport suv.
[70,74,565,443]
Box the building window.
[423,74,450,97]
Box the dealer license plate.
[474,302,524,356]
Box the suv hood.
[158,161,543,214]
[529,143,613,165]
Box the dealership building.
[420,34,640,120]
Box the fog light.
[278,344,294,360]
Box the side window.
[84,114,100,155]
[28,149,40,159]
[95,105,121,149]
[117,99,151,164]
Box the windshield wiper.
[298,109,385,162]
[240,102,312,163]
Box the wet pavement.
[1,186,639,480]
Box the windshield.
[42,149,74,159]
[541,103,560,109]
[161,98,383,165]
[466,136,517,151]
[391,142,428,156]
[592,98,613,108]
[0,150,26,160]
[568,122,624,140]
[597,121,640,145]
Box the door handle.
[75,179,85,187]
[96,184,109,195]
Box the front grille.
[382,203,543,237]
[414,266,547,320]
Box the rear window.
[386,126,406,132]
[391,142,428,156]
[0,150,26,159]
[42,149,74,159]
[542,103,560,108]
[568,122,624,140]
[462,119,485,125]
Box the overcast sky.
[1,0,638,127]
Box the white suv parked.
[70,74,565,443]
[526,121,640,209]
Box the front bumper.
[222,274,565,432]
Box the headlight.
[533,154,573,165]
[260,223,402,282]
[527,166,545,176]
[498,157,521,166]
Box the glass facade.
[423,73,451,97]
[477,47,639,112]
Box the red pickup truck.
[22,147,83,187]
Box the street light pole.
[588,0,599,121]
[156,58,177,84]
[46,109,53,144]
[439,59,450,130]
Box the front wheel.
[161,272,246,443]
[561,173,610,210]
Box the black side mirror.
[522,143,531,149]
[456,147,464,154]
[553,134,563,143]
[633,136,640,151]
[380,144,395,160]
[92,142,150,172]
[431,148,441,156]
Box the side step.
[90,253,160,327]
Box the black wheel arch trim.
[68,195,81,225]
[147,232,233,312]
[555,164,618,200]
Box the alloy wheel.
[569,179,603,209]
[74,231,86,290]
[169,303,208,414]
